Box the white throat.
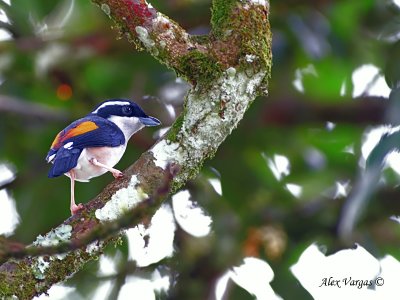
[108,115,145,141]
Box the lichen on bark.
[0,0,272,298]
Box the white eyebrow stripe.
[92,101,131,114]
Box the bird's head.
[91,99,161,138]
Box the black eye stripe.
[93,101,148,118]
[122,106,132,114]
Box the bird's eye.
[122,106,132,115]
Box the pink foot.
[112,170,124,179]
[70,203,84,215]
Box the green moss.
[220,4,271,92]
[238,7,272,77]
[211,0,238,36]
[211,2,272,94]
[170,162,203,194]
[0,260,38,299]
[191,34,210,44]
[167,114,184,142]
[177,50,222,85]
[187,161,204,183]
[0,240,111,299]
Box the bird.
[46,99,161,215]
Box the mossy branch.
[0,0,272,299]
[0,168,174,265]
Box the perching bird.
[46,99,161,215]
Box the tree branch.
[91,0,203,82]
[0,167,174,264]
[0,0,272,299]
[262,96,387,126]
[0,95,69,121]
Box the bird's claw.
[71,203,84,215]
[113,171,124,179]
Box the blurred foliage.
[1,0,400,299]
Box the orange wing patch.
[51,121,99,149]
[67,121,99,137]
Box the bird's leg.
[89,158,124,179]
[69,170,83,215]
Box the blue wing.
[48,147,82,178]
[47,116,125,178]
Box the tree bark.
[0,0,272,298]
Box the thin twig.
[0,95,69,121]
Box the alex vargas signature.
[319,276,384,289]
